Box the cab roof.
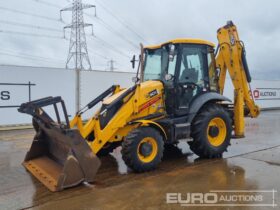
[144,38,215,50]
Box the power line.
[0,24,129,59]
[0,45,65,63]
[34,1,136,56]
[95,0,148,43]
[65,0,135,58]
[88,48,109,60]
[0,29,65,39]
[0,51,64,64]
[0,20,61,33]
[30,0,63,9]
[62,0,95,112]
[92,15,138,49]
[83,10,139,49]
[0,0,132,67]
[90,35,131,58]
[88,36,131,60]
[87,48,112,70]
[68,1,140,50]
[0,47,65,62]
[61,0,94,70]
[88,44,132,71]
[0,6,61,22]
[115,60,128,69]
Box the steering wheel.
[178,82,203,97]
[179,82,199,90]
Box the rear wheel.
[121,127,164,172]
[189,104,232,158]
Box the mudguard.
[187,92,231,123]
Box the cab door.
[174,44,209,115]
[162,44,179,115]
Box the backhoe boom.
[215,21,260,137]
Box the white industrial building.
[0,64,279,126]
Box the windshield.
[143,48,168,81]
[143,45,178,82]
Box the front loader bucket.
[18,97,101,192]
[23,120,101,192]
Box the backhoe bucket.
[18,97,101,192]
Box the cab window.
[207,47,218,91]
[179,46,205,87]
[143,48,168,81]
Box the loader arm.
[215,21,260,137]
[70,85,122,138]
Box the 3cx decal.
[148,89,159,98]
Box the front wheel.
[189,104,232,158]
[121,127,164,172]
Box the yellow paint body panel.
[70,80,165,154]
[103,89,127,105]
[215,23,260,137]
[132,120,167,140]
[144,38,215,50]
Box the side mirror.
[165,74,174,81]
[130,55,136,69]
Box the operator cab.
[142,39,218,116]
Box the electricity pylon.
[61,0,95,70]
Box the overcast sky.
[0,0,279,79]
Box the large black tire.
[121,127,164,172]
[189,103,232,158]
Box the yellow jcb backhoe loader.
[18,21,260,191]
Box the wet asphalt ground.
[0,110,279,210]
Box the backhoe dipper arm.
[215,21,260,137]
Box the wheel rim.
[207,117,227,147]
[137,137,158,163]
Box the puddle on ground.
[1,111,280,210]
